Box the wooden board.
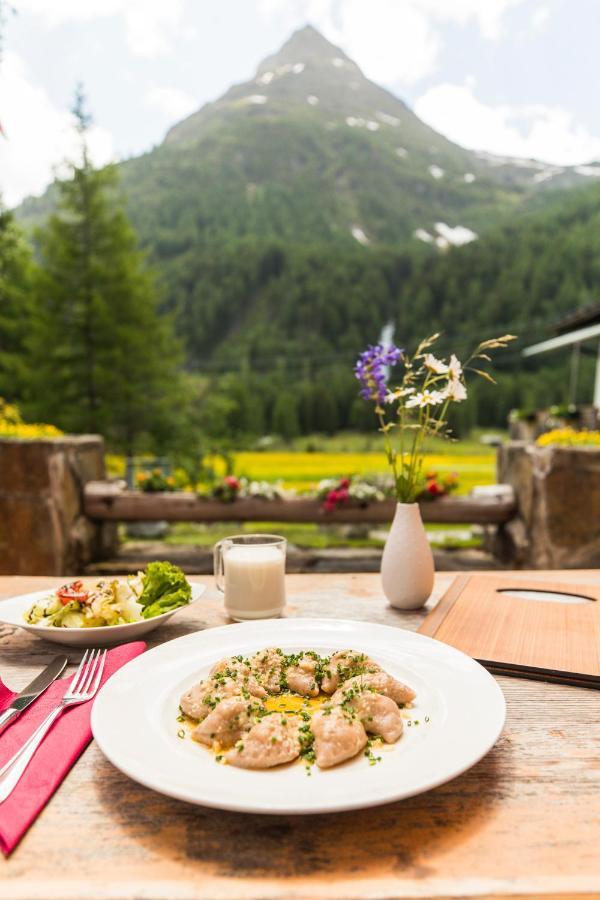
[418,573,600,688]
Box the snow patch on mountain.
[396,147,408,158]
[307,95,319,106]
[415,224,478,247]
[332,57,345,67]
[244,95,268,105]
[476,151,546,170]
[414,228,434,243]
[428,165,444,179]
[434,222,478,247]
[346,116,380,132]
[574,164,600,176]
[376,111,400,127]
[463,172,476,183]
[532,167,563,184]
[351,226,370,245]
[257,62,305,85]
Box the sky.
[1,0,600,206]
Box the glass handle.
[213,541,225,593]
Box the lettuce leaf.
[139,561,192,619]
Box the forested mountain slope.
[14,26,600,431]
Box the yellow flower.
[537,428,600,448]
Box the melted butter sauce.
[264,691,329,715]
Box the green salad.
[25,561,192,628]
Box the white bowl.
[0,582,206,646]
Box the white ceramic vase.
[381,503,434,610]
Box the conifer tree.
[28,88,184,452]
[0,202,36,399]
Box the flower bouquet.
[355,332,515,608]
[136,468,176,493]
[318,477,386,512]
[211,476,286,503]
[211,475,242,503]
[420,470,459,501]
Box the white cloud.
[258,0,526,84]
[0,53,114,207]
[414,83,600,166]
[19,0,185,56]
[531,5,550,29]
[415,0,523,40]
[146,87,197,121]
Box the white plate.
[0,582,206,646]
[91,617,506,814]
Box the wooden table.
[1,571,599,900]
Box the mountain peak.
[257,23,354,74]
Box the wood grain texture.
[419,574,600,682]
[1,571,599,900]
[83,481,517,524]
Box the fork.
[0,648,107,804]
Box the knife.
[0,656,68,735]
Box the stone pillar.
[0,436,118,575]
[497,441,600,568]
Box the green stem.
[376,408,398,490]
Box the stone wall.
[0,436,118,575]
[497,441,600,568]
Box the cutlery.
[0,649,107,804]
[0,656,68,735]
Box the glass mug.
[213,534,287,621]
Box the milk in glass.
[216,539,286,620]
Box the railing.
[84,481,516,526]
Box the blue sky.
[1,0,599,205]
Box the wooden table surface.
[1,571,599,900]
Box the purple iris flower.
[354,344,403,403]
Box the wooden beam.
[84,482,516,525]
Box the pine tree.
[0,202,36,399]
[27,89,184,452]
[271,391,300,440]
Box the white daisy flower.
[448,354,463,381]
[386,387,415,402]
[444,379,467,402]
[405,389,446,408]
[423,354,448,374]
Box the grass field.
[225,451,495,494]
[120,432,499,551]
[109,431,499,495]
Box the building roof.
[523,321,600,357]
[554,302,600,335]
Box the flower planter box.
[0,436,118,575]
[497,441,600,568]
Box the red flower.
[324,485,350,511]
[426,480,444,496]
[224,476,240,489]
[339,478,351,489]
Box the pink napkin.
[0,641,146,855]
